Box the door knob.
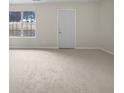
[59,32,62,34]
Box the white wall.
[9,1,114,54]
[100,0,114,53]
[9,2,100,48]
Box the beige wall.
[9,2,100,48]
[100,0,114,53]
[9,1,114,54]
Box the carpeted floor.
[9,49,114,93]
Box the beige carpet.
[9,49,114,93]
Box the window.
[9,11,36,37]
[9,12,21,37]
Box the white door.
[58,9,76,48]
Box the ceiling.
[9,0,101,4]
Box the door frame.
[57,9,77,49]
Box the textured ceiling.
[10,0,101,4]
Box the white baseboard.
[100,48,114,55]
[9,46,58,49]
[76,47,114,55]
[10,46,114,55]
[76,47,101,50]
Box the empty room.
[9,0,114,93]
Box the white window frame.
[9,11,36,38]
